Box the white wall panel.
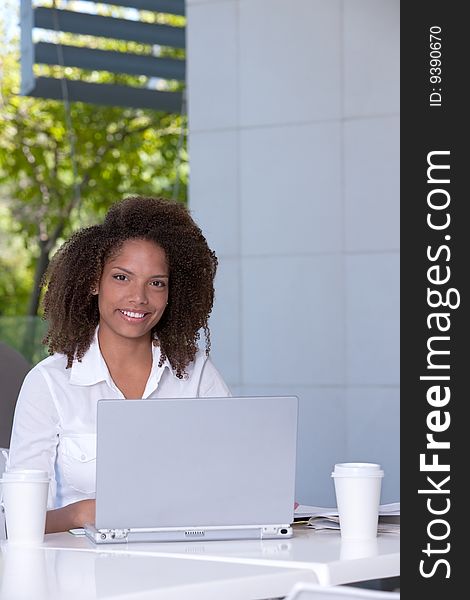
[240,122,342,255]
[239,0,342,126]
[190,130,239,257]
[346,253,400,386]
[209,257,241,386]
[343,0,400,117]
[188,0,400,503]
[345,387,400,504]
[344,116,399,251]
[187,1,238,131]
[241,255,345,386]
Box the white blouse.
[8,332,231,509]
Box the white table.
[0,542,318,600]
[1,526,399,598]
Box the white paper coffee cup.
[331,462,383,541]
[0,469,49,545]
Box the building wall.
[187,0,399,505]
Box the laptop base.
[84,523,293,544]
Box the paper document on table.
[377,502,400,514]
[294,502,400,533]
[306,516,400,534]
[294,505,338,520]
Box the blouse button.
[81,454,86,461]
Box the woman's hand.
[72,499,96,527]
[45,499,96,534]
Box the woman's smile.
[118,309,151,321]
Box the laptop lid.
[94,396,298,532]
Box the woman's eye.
[113,274,127,281]
[150,280,166,287]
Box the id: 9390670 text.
[429,25,442,107]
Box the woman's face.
[96,239,169,343]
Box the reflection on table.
[41,525,399,586]
[0,543,318,600]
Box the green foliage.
[0,204,33,315]
[0,9,188,319]
[0,316,48,365]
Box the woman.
[8,196,230,533]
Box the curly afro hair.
[42,196,218,378]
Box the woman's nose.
[128,282,149,304]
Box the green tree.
[0,16,187,318]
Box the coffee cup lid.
[0,469,49,483]
[331,462,384,478]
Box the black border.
[401,2,465,596]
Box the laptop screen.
[95,396,298,531]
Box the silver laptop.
[84,395,298,544]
